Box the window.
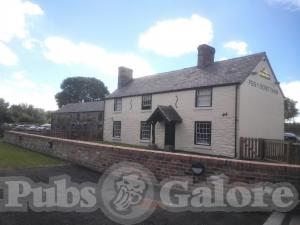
[194,121,211,145]
[140,121,151,140]
[141,95,152,110]
[98,112,103,121]
[113,121,121,138]
[196,88,212,107]
[114,98,122,111]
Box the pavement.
[0,165,298,225]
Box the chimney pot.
[197,44,215,69]
[118,66,133,89]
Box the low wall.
[3,131,300,192]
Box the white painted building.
[103,44,284,158]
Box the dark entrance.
[146,105,182,151]
[164,122,175,150]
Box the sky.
[0,0,299,120]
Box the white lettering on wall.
[248,80,278,95]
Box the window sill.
[113,111,122,114]
[140,110,152,113]
[112,137,121,141]
[140,139,151,143]
[193,145,212,150]
[194,107,213,111]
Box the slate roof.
[55,101,104,113]
[147,105,182,123]
[106,52,266,99]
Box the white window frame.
[140,121,151,140]
[113,121,121,138]
[196,88,212,107]
[114,98,122,111]
[141,95,152,110]
[195,121,211,146]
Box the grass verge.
[0,138,63,169]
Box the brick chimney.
[197,44,215,69]
[118,66,133,89]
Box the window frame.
[141,95,152,110]
[114,98,122,112]
[140,121,151,140]
[112,121,121,139]
[194,121,212,146]
[195,88,212,107]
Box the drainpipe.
[234,84,238,158]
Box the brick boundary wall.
[3,131,300,194]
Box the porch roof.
[147,105,182,124]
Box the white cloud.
[223,41,250,56]
[138,14,213,57]
[281,81,300,122]
[0,71,57,111]
[0,0,43,66]
[22,37,41,50]
[0,42,18,66]
[267,0,300,10]
[0,0,43,43]
[43,36,154,77]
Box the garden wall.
[4,131,300,194]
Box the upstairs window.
[142,95,152,110]
[140,121,151,140]
[196,88,212,107]
[113,121,121,138]
[114,98,122,111]
[194,121,211,145]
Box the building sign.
[248,79,278,95]
[259,68,271,80]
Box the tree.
[284,97,298,121]
[55,77,109,108]
[9,104,47,124]
[0,98,11,124]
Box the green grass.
[0,138,63,169]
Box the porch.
[147,105,182,151]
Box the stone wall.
[4,131,300,195]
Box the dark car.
[284,132,300,142]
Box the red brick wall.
[4,131,300,192]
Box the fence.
[240,137,300,164]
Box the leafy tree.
[9,104,47,124]
[0,98,11,124]
[55,77,109,108]
[284,98,298,121]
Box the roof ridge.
[133,66,197,81]
[132,52,266,81]
[215,51,266,62]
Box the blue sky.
[0,0,299,119]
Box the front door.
[164,122,175,151]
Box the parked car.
[15,125,26,131]
[284,132,300,142]
[40,124,51,131]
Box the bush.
[0,125,4,138]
